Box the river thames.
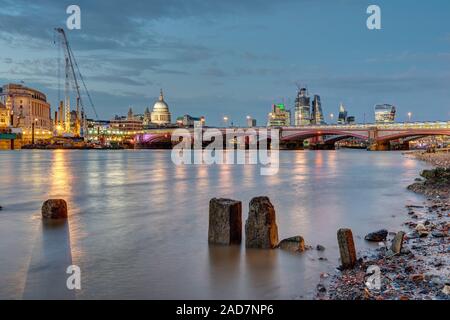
[0,150,429,299]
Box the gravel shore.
[407,150,450,168]
[316,151,450,300]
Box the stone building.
[2,83,52,140]
[0,101,9,129]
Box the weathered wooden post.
[390,231,405,254]
[245,196,279,249]
[337,228,357,269]
[208,198,242,245]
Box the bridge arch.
[377,130,450,143]
[323,134,368,145]
[281,129,369,142]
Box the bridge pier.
[280,141,304,150]
[368,141,390,151]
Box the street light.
[407,112,412,122]
[223,116,229,127]
[330,113,334,124]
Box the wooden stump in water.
[208,198,242,245]
[245,197,279,249]
[41,199,68,220]
[337,228,357,269]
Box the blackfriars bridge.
[128,122,450,151]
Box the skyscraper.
[311,95,324,125]
[294,88,310,126]
[337,103,348,125]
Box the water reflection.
[207,245,242,298]
[0,150,428,299]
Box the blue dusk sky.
[0,0,449,125]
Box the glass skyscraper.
[311,95,324,125]
[337,103,348,124]
[294,88,311,126]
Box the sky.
[0,0,449,126]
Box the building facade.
[294,88,311,126]
[0,101,10,129]
[176,114,205,127]
[374,104,396,123]
[2,84,52,140]
[268,103,291,127]
[110,108,144,133]
[246,117,257,127]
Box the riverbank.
[317,151,450,300]
[407,149,450,168]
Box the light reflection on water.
[0,150,429,299]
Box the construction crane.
[54,27,98,137]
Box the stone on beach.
[390,231,405,254]
[337,228,357,269]
[208,198,242,245]
[442,285,450,295]
[364,229,388,242]
[277,236,305,252]
[245,196,279,249]
[316,244,326,251]
[41,199,68,219]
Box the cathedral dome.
[150,89,171,125]
[152,90,169,112]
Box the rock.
[316,284,327,293]
[41,199,68,219]
[364,229,388,242]
[431,231,446,238]
[404,265,414,273]
[400,247,411,255]
[277,236,305,252]
[337,228,357,269]
[316,244,326,251]
[415,223,427,232]
[390,231,405,254]
[415,224,429,237]
[245,197,279,249]
[406,231,420,239]
[410,274,424,283]
[208,198,242,245]
[442,285,450,295]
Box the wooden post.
[337,228,357,269]
[208,198,242,245]
[391,231,405,254]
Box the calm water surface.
[0,150,428,299]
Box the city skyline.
[0,0,449,126]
